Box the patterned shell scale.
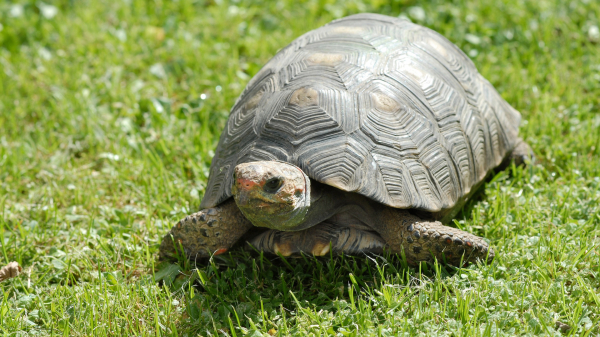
[200,13,521,212]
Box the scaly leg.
[159,199,254,261]
[377,208,494,266]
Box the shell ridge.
[376,71,462,205]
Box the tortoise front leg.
[159,198,253,261]
[376,208,494,266]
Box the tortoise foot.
[401,221,494,266]
[247,222,386,257]
[159,199,253,261]
[377,209,494,267]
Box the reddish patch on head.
[236,178,261,191]
[214,248,228,255]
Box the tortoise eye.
[264,177,283,193]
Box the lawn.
[1,0,599,335]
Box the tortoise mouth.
[236,197,311,231]
[237,196,297,216]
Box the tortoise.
[160,13,534,267]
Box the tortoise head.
[232,161,311,231]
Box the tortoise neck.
[298,181,383,230]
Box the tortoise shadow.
[164,249,491,333]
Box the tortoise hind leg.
[493,138,535,175]
[376,208,494,267]
[159,198,253,261]
[509,138,536,166]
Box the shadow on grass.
[156,249,472,334]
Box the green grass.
[1,0,599,335]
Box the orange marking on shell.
[214,248,228,255]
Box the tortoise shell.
[200,13,521,212]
